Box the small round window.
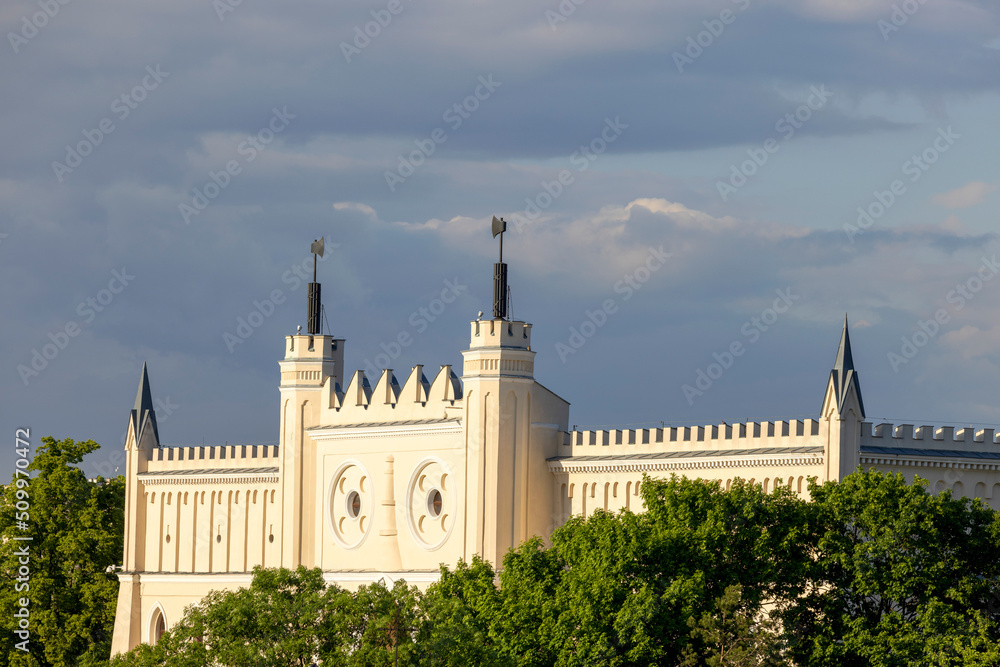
[346,491,361,519]
[427,489,443,518]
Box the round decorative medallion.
[406,458,454,550]
[329,462,372,549]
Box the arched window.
[149,605,166,646]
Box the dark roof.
[831,316,866,419]
[308,417,460,431]
[861,446,1000,461]
[138,467,279,476]
[131,362,159,444]
[548,445,824,462]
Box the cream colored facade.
[110,309,1000,655]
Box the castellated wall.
[549,419,827,525]
[138,444,282,575]
[860,422,1000,510]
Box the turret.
[821,316,865,481]
[459,217,543,564]
[277,239,345,568]
[112,363,159,653]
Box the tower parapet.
[463,319,534,379]
[280,335,345,390]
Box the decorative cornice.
[309,419,462,441]
[138,467,279,485]
[549,455,824,474]
[861,456,1000,471]
[321,570,442,584]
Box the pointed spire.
[830,316,865,419]
[131,363,159,445]
[833,314,855,374]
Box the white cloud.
[931,181,998,209]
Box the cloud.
[931,181,998,209]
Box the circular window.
[427,489,443,518]
[329,462,372,550]
[346,491,361,519]
[406,459,454,551]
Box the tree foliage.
[787,470,1000,666]
[0,437,125,667]
[40,465,1000,666]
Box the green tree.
[680,584,785,667]
[0,436,125,667]
[331,579,422,667]
[787,469,1000,666]
[111,566,342,667]
[488,475,815,666]
[416,556,508,667]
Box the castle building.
[110,248,1000,655]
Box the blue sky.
[2,0,1000,480]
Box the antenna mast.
[491,216,508,320]
[307,237,325,334]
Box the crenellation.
[935,426,954,442]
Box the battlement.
[467,319,532,350]
[861,422,1000,452]
[144,443,280,473]
[562,419,824,453]
[318,363,463,424]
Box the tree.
[489,475,815,666]
[0,437,125,667]
[111,566,343,667]
[680,585,785,667]
[330,579,422,667]
[416,557,508,667]
[786,469,1000,666]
